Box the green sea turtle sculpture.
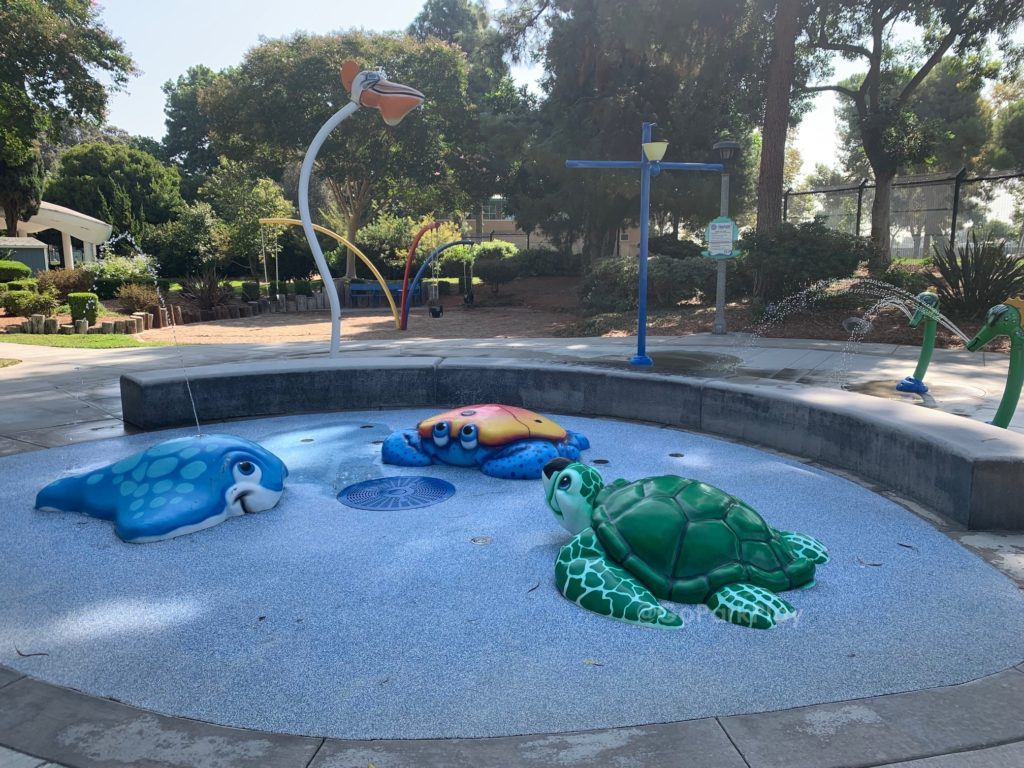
[541,458,829,629]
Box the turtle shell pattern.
[592,476,815,604]
[416,404,567,446]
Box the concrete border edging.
[120,357,1024,529]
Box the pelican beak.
[340,60,425,126]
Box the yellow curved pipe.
[259,217,401,329]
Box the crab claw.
[340,59,424,126]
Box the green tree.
[204,32,473,278]
[162,65,222,199]
[499,0,768,261]
[199,158,293,278]
[409,0,530,236]
[0,0,133,234]
[802,1,1022,268]
[0,151,43,236]
[835,57,995,257]
[144,201,228,277]
[45,143,185,236]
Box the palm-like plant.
[929,232,1024,319]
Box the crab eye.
[460,423,479,450]
[432,421,450,447]
[558,475,572,490]
[237,461,255,475]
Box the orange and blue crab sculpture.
[382,405,590,480]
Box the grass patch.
[0,335,172,349]
[0,358,19,367]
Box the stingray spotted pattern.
[35,434,288,543]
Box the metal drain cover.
[337,476,456,511]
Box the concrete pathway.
[1,333,1023,767]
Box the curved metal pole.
[259,217,402,328]
[402,239,475,330]
[298,100,360,356]
[400,222,442,330]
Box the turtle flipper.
[555,528,683,629]
[778,531,830,564]
[707,583,795,630]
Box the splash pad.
[4,408,1024,739]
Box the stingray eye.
[232,460,262,484]
[459,423,479,450]
[432,421,450,447]
[558,474,572,490]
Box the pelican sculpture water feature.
[298,61,424,357]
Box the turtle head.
[908,291,939,329]
[542,458,603,534]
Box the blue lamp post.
[567,122,724,365]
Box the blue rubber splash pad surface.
[1,409,1023,739]
[338,476,455,510]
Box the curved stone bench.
[120,357,1024,530]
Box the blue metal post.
[632,122,655,366]
[565,124,723,366]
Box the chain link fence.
[784,169,1024,258]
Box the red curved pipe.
[400,221,442,330]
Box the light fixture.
[642,141,668,162]
[713,140,741,167]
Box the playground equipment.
[567,122,728,365]
[400,239,475,330]
[259,217,402,328]
[897,292,941,394]
[298,60,424,356]
[541,458,829,629]
[35,435,288,543]
[382,404,590,479]
[965,298,1024,428]
[399,221,441,326]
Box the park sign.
[702,216,738,260]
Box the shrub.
[37,268,94,302]
[647,257,715,306]
[2,289,58,318]
[516,247,582,277]
[268,280,285,297]
[0,259,32,282]
[648,235,704,260]
[475,258,519,294]
[241,281,261,302]
[474,240,519,262]
[739,220,874,303]
[293,279,312,296]
[180,268,234,310]
[7,278,37,293]
[581,257,638,314]
[68,292,100,325]
[581,254,749,314]
[437,244,476,277]
[879,264,933,295]
[116,283,160,314]
[83,254,155,282]
[929,233,1024,319]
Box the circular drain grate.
[337,476,455,511]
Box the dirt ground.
[2,275,1000,350]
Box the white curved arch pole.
[298,100,360,357]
